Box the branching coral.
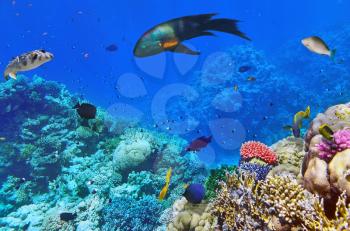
[204,165,236,200]
[211,173,318,230]
[102,195,164,231]
[211,173,264,230]
[238,162,272,181]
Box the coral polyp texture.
[316,129,350,161]
[240,141,277,165]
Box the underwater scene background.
[1,0,350,230]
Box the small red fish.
[185,136,212,152]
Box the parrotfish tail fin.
[330,49,336,60]
[205,18,251,41]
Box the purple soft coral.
[316,129,350,161]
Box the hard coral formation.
[303,102,350,199]
[238,162,272,181]
[240,141,277,164]
[0,76,208,230]
[102,195,164,231]
[211,173,319,230]
[167,197,217,231]
[204,165,236,200]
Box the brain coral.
[240,141,277,165]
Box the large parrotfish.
[133,13,250,57]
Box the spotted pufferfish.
[4,49,53,80]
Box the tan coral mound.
[302,103,350,199]
[167,197,217,231]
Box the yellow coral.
[305,192,350,230]
[256,176,311,227]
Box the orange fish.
[159,167,172,201]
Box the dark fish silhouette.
[74,103,96,120]
[183,183,205,204]
[105,44,118,52]
[238,65,252,73]
[185,136,212,152]
[60,212,77,222]
[134,14,250,57]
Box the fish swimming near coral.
[284,106,310,138]
[319,123,334,141]
[301,36,336,58]
[185,136,212,152]
[183,183,205,204]
[74,103,97,120]
[134,14,250,57]
[60,212,77,222]
[159,167,172,201]
[4,49,53,80]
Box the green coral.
[99,137,121,154]
[205,165,237,200]
[21,144,36,159]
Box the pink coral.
[240,141,277,165]
[316,129,350,161]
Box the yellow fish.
[293,106,310,129]
[319,124,334,141]
[158,167,172,201]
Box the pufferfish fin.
[171,43,200,55]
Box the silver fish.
[4,49,53,80]
[301,36,336,58]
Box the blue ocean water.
[1,1,350,230]
[1,1,350,163]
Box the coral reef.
[0,76,208,230]
[204,165,236,200]
[102,195,164,231]
[302,103,350,199]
